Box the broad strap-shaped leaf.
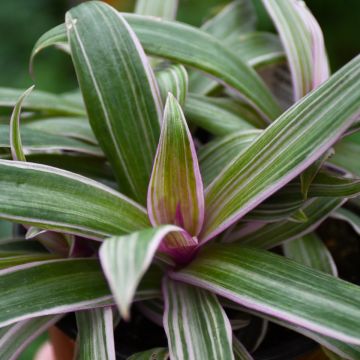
[148,94,204,237]
[135,0,178,20]
[201,55,360,242]
[234,198,344,248]
[283,233,337,276]
[332,207,360,235]
[76,307,115,360]
[0,315,61,360]
[0,87,85,116]
[66,2,162,203]
[32,15,282,122]
[172,244,360,344]
[9,86,34,161]
[163,277,234,360]
[0,160,149,239]
[263,0,329,101]
[128,348,169,360]
[155,64,188,107]
[99,226,179,319]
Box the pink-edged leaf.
[148,93,204,237]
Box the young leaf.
[0,160,149,239]
[148,94,204,237]
[76,307,115,360]
[263,0,329,100]
[163,277,234,360]
[99,226,180,319]
[135,0,178,21]
[66,1,162,203]
[201,55,360,242]
[172,244,360,344]
[128,348,169,360]
[9,86,34,161]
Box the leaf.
[233,337,254,360]
[332,207,360,235]
[0,253,58,270]
[135,0,178,20]
[99,226,179,319]
[148,94,204,237]
[163,277,234,360]
[0,315,61,360]
[66,2,162,204]
[0,160,149,239]
[127,348,169,360]
[172,244,360,345]
[234,198,344,248]
[155,64,188,107]
[0,87,85,116]
[201,55,360,242]
[263,0,329,101]
[32,14,282,122]
[9,86,34,161]
[76,307,115,360]
[283,233,337,276]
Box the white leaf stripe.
[76,307,115,360]
[100,226,180,319]
[201,55,360,242]
[163,277,234,360]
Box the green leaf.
[0,253,58,270]
[0,315,61,360]
[99,226,179,319]
[9,86,34,161]
[332,207,360,235]
[66,2,162,203]
[127,348,169,360]
[148,94,204,237]
[163,277,234,360]
[0,160,149,239]
[233,337,253,360]
[76,307,115,360]
[173,244,360,344]
[234,198,343,248]
[135,0,177,20]
[201,55,360,242]
[263,0,329,100]
[0,87,85,116]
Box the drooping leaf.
[66,2,162,203]
[148,94,204,237]
[172,244,360,344]
[201,55,360,242]
[99,226,179,319]
[127,348,169,360]
[331,207,360,235]
[0,315,61,360]
[135,0,178,20]
[263,0,329,101]
[9,86,34,161]
[163,277,234,360]
[76,307,115,360]
[0,160,149,239]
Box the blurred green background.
[0,0,359,358]
[0,0,359,94]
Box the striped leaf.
[9,86,34,161]
[0,253,58,270]
[201,55,360,243]
[32,14,282,122]
[128,348,169,360]
[233,337,253,360]
[66,2,162,203]
[148,94,204,237]
[135,0,178,20]
[99,226,179,319]
[163,277,234,360]
[76,307,115,360]
[263,0,329,101]
[0,87,85,116]
[332,207,360,235]
[172,244,360,344]
[0,160,149,239]
[155,64,188,107]
[0,315,61,360]
[234,198,344,248]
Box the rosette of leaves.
[0,0,360,359]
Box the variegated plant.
[1,0,360,359]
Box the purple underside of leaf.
[147,93,204,245]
